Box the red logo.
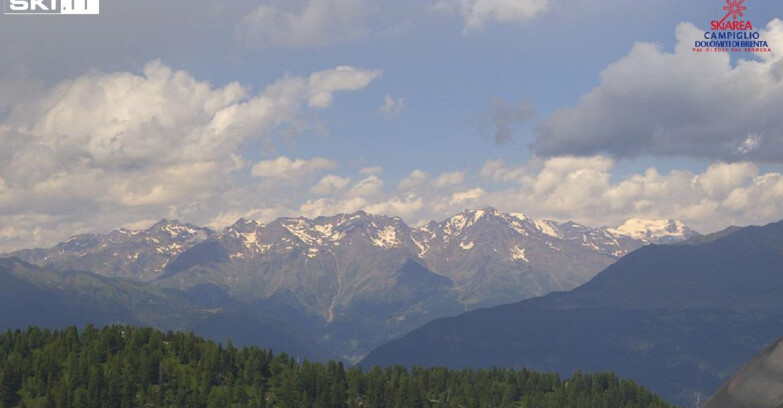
[712,0,753,31]
[722,0,747,20]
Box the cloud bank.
[0,61,380,251]
[534,20,783,163]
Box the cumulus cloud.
[434,171,466,187]
[311,174,352,195]
[299,197,368,219]
[379,94,405,116]
[365,195,425,219]
[349,175,385,197]
[307,66,382,108]
[235,0,367,48]
[434,0,551,32]
[399,170,430,191]
[477,157,783,232]
[251,157,336,179]
[534,19,783,163]
[472,97,536,144]
[480,159,529,183]
[451,188,486,204]
[7,154,783,251]
[0,61,380,251]
[234,155,783,235]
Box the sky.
[0,0,782,251]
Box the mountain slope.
[0,258,330,360]
[704,336,783,408]
[361,220,783,405]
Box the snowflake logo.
[723,0,747,20]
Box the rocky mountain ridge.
[7,208,698,360]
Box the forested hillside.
[0,326,675,408]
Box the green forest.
[0,325,675,408]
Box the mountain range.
[360,219,783,405]
[5,208,697,361]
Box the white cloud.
[434,0,551,32]
[307,66,382,108]
[535,19,783,163]
[399,170,430,190]
[251,157,336,179]
[365,195,425,219]
[208,155,783,237]
[225,155,783,235]
[208,206,292,230]
[695,162,758,198]
[235,0,368,48]
[0,61,380,251]
[348,175,385,197]
[5,152,783,251]
[379,94,405,116]
[451,188,486,204]
[480,159,527,183]
[478,156,783,233]
[299,197,368,218]
[311,174,352,195]
[2,58,782,251]
[434,171,466,188]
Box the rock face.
[7,208,697,361]
[704,337,783,408]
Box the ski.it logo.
[4,0,99,15]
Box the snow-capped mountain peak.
[8,210,699,287]
[608,218,697,243]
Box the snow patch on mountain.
[511,246,529,262]
[460,241,474,250]
[443,213,469,238]
[508,219,530,236]
[534,220,559,238]
[313,223,345,242]
[371,226,400,248]
[282,219,324,246]
[411,237,429,257]
[511,213,529,221]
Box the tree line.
[0,325,676,408]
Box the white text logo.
[4,0,99,15]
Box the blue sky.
[0,0,782,251]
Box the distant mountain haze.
[0,258,329,360]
